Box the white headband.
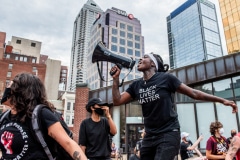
[146,53,158,70]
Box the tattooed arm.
[225,136,240,160]
[48,122,87,160]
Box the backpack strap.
[0,109,11,126]
[32,104,55,160]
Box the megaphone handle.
[110,63,122,76]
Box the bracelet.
[106,115,111,119]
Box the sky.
[0,0,225,67]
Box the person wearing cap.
[180,132,205,160]
[79,97,117,160]
[206,121,228,159]
[110,52,237,160]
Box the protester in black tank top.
[110,52,237,160]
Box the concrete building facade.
[8,36,42,63]
[44,59,61,100]
[87,7,144,90]
[167,0,224,69]
[68,0,103,91]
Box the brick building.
[72,83,89,142]
[0,32,67,113]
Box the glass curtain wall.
[176,75,240,149]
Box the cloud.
[0,0,225,66]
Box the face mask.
[94,108,104,116]
[0,88,11,104]
[186,137,190,141]
[219,128,224,135]
[231,132,237,137]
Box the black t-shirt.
[129,154,140,160]
[0,108,58,160]
[180,140,194,160]
[135,139,142,151]
[79,117,111,158]
[126,72,182,135]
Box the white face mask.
[219,128,224,135]
[186,137,190,141]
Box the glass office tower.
[167,0,223,69]
[218,0,240,54]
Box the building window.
[15,56,19,60]
[6,54,10,59]
[7,72,11,78]
[72,118,74,125]
[111,45,118,52]
[127,41,133,47]
[120,23,125,29]
[232,76,240,98]
[111,36,118,43]
[127,25,133,32]
[112,28,118,35]
[127,49,133,55]
[135,43,140,49]
[120,31,125,37]
[213,78,233,99]
[67,102,71,110]
[135,50,140,57]
[32,67,37,72]
[120,47,125,54]
[20,56,23,61]
[8,64,13,69]
[62,70,67,73]
[120,39,125,45]
[16,40,21,44]
[66,116,70,124]
[127,33,133,39]
[32,58,36,63]
[31,42,36,47]
[135,35,140,41]
[24,57,27,62]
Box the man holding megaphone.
[110,52,237,160]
